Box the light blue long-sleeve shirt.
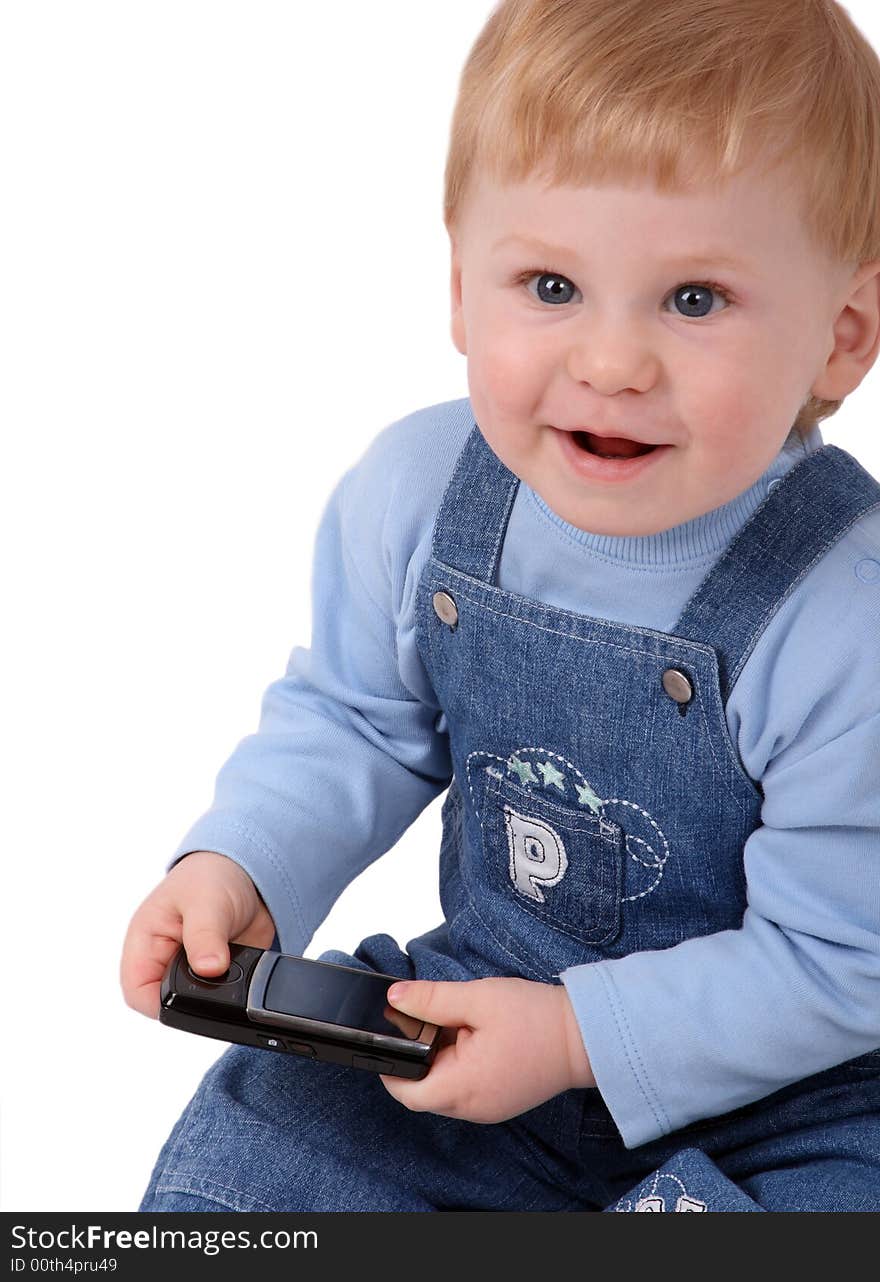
[169,397,880,1148]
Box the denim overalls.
[140,425,880,1213]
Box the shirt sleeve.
[561,605,880,1149]
[166,452,453,956]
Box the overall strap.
[431,424,519,583]
[674,445,880,701]
[430,425,880,707]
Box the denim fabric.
[141,425,880,1212]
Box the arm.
[561,700,880,1149]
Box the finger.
[181,897,235,976]
[379,1038,466,1114]
[385,979,484,1028]
[120,912,184,1019]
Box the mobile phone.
[159,942,441,1079]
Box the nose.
[565,315,659,396]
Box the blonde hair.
[443,0,880,435]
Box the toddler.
[123,0,880,1212]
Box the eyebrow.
[492,233,754,273]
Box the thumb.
[182,901,233,976]
[386,979,480,1028]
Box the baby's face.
[449,160,860,535]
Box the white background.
[2,0,879,1212]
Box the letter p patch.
[504,805,568,902]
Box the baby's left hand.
[379,976,596,1124]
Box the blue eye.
[670,283,732,318]
[515,269,733,317]
[520,270,579,305]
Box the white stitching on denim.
[598,802,669,901]
[484,478,519,582]
[649,1170,685,1197]
[676,1195,708,1211]
[467,749,671,903]
[467,751,512,809]
[430,562,712,648]
[429,570,759,811]
[620,834,667,901]
[635,1196,666,1211]
[535,759,567,791]
[156,1176,277,1213]
[469,746,606,817]
[615,1171,709,1212]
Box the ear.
[449,234,467,356]
[810,259,880,402]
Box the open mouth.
[571,431,657,459]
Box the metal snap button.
[661,668,693,704]
[433,591,459,628]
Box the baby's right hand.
[120,850,277,1020]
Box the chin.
[552,492,677,537]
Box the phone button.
[285,1040,316,1057]
[352,1054,395,1074]
[187,961,243,986]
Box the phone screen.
[262,957,425,1041]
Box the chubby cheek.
[677,359,770,463]
[465,331,547,458]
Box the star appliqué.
[507,755,538,785]
[576,781,603,812]
[536,760,566,791]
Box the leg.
[601,1058,880,1213]
[733,1108,880,1212]
[138,1041,583,1212]
[716,1057,880,1212]
[602,1121,880,1214]
[603,1147,764,1212]
[140,1044,441,1212]
[139,1192,228,1212]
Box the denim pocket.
[481,772,625,946]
